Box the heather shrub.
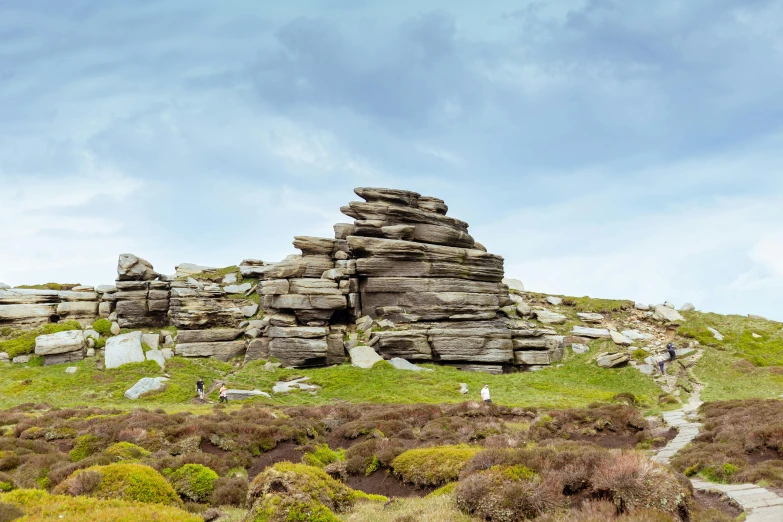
[591,452,690,517]
[104,442,150,461]
[69,434,101,462]
[54,462,181,506]
[246,462,384,520]
[0,502,23,522]
[0,489,200,521]
[166,464,219,502]
[455,465,565,521]
[391,445,481,487]
[208,476,248,507]
[302,443,345,468]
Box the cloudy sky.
[1,0,782,320]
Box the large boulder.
[34,330,85,355]
[597,352,630,368]
[104,331,145,369]
[124,377,168,399]
[502,278,525,293]
[349,345,384,368]
[117,254,159,281]
[653,305,684,323]
[533,309,567,325]
[145,349,166,369]
[610,331,633,346]
[577,312,603,324]
[175,341,247,361]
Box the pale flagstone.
[655,387,783,522]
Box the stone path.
[653,384,783,521]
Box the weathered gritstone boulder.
[117,253,159,281]
[35,330,86,366]
[125,377,169,399]
[35,330,85,355]
[653,305,685,323]
[573,326,612,338]
[105,331,145,369]
[597,352,630,368]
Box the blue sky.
[1,0,782,320]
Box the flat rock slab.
[533,309,567,324]
[273,377,319,394]
[125,377,168,399]
[225,389,271,400]
[610,331,633,346]
[573,326,611,338]
[577,312,603,323]
[388,357,433,371]
[35,330,85,355]
[175,341,247,361]
[105,331,145,369]
[176,328,243,344]
[349,345,384,368]
[622,329,654,341]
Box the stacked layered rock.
[0,287,101,329]
[335,188,563,373]
[250,238,350,367]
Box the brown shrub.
[209,476,248,507]
[591,452,689,517]
[455,466,565,521]
[0,502,24,522]
[59,469,102,496]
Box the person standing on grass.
[219,384,228,404]
[196,377,205,400]
[481,384,491,403]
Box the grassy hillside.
[0,349,663,411]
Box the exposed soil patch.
[747,448,782,465]
[199,439,227,455]
[693,490,743,519]
[344,470,433,498]
[248,441,303,479]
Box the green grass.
[187,265,241,283]
[0,347,663,411]
[695,349,783,402]
[0,357,233,409]
[0,320,83,358]
[13,283,81,291]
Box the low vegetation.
[0,488,200,521]
[54,462,181,506]
[672,399,783,488]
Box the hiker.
[196,377,205,400]
[667,343,676,361]
[656,353,667,375]
[481,384,491,403]
[219,384,228,404]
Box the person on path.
[481,384,491,403]
[656,353,667,375]
[219,384,228,404]
[196,378,205,400]
[667,343,677,361]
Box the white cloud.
[0,158,144,286]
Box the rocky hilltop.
[0,187,564,372]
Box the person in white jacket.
[481,384,491,403]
